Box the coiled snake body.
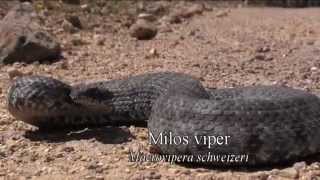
[7,72,320,166]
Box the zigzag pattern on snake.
[7,72,320,166]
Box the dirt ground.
[1,1,320,180]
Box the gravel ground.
[0,1,320,180]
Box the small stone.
[149,48,158,57]
[168,168,180,174]
[254,54,266,60]
[84,175,95,180]
[167,13,182,24]
[125,168,130,173]
[293,161,307,171]
[71,35,86,46]
[62,0,80,5]
[7,67,24,79]
[95,176,104,180]
[66,15,82,29]
[216,10,229,18]
[62,20,78,33]
[138,13,156,22]
[129,20,157,40]
[80,4,89,11]
[309,162,320,170]
[94,35,105,46]
[181,169,191,175]
[249,172,269,180]
[196,173,216,180]
[158,23,173,33]
[0,3,61,64]
[180,4,204,18]
[87,162,99,169]
[61,146,74,153]
[303,170,320,180]
[144,171,161,179]
[256,46,271,53]
[142,1,167,15]
[276,168,298,179]
[311,66,318,71]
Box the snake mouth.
[69,87,114,112]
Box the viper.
[7,72,320,166]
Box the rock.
[216,10,229,18]
[293,161,307,171]
[249,172,269,180]
[180,169,191,175]
[143,171,161,179]
[61,146,74,153]
[275,168,298,179]
[254,54,266,61]
[94,35,105,46]
[166,13,182,24]
[138,1,168,16]
[125,168,130,173]
[196,173,216,180]
[65,15,82,29]
[0,3,61,64]
[80,4,90,11]
[62,0,80,5]
[158,23,173,33]
[304,170,320,180]
[181,4,205,18]
[129,20,157,40]
[146,48,159,59]
[71,34,86,46]
[7,67,24,79]
[166,3,204,24]
[311,66,318,71]
[62,20,78,34]
[138,13,157,22]
[256,46,271,53]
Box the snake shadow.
[24,126,136,144]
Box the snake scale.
[7,72,320,166]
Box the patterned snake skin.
[7,72,320,166]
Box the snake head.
[70,86,114,111]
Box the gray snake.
[6,72,320,166]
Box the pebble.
[168,168,180,174]
[249,172,269,180]
[294,161,307,171]
[61,146,75,153]
[138,13,156,22]
[148,48,159,58]
[62,19,78,34]
[62,0,80,5]
[80,4,89,11]
[129,19,157,40]
[181,4,205,18]
[125,168,130,173]
[254,54,266,61]
[275,168,298,179]
[216,10,229,18]
[256,46,271,53]
[7,67,24,79]
[311,66,318,71]
[144,171,162,179]
[71,35,87,46]
[66,15,82,29]
[94,35,105,46]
